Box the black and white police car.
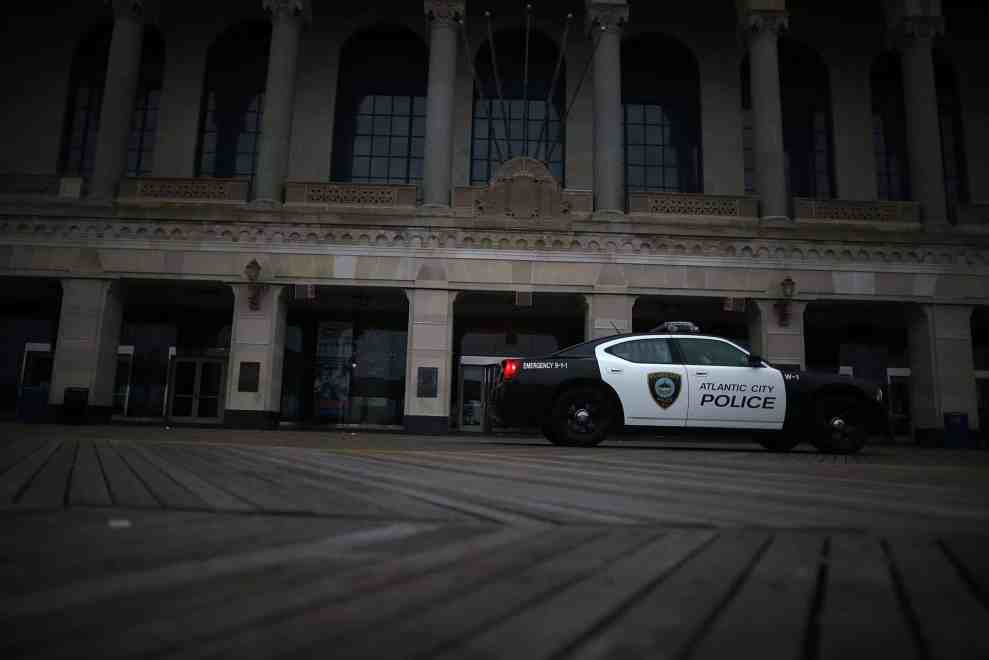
[490,321,889,453]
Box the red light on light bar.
[502,359,520,380]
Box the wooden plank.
[0,437,60,505]
[114,444,208,510]
[68,439,112,506]
[17,439,77,508]
[170,527,605,660]
[95,441,160,508]
[566,531,770,660]
[941,535,989,606]
[886,536,989,659]
[320,528,661,660]
[131,445,254,512]
[690,533,824,660]
[0,434,53,475]
[816,535,920,660]
[435,530,717,660]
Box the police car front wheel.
[812,395,868,454]
[549,386,616,447]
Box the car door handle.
[694,371,708,376]
[610,368,623,373]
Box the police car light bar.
[651,321,701,334]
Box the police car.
[490,322,889,453]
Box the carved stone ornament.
[585,1,629,33]
[741,11,789,37]
[424,1,465,22]
[108,0,149,21]
[474,157,566,220]
[892,15,946,47]
[262,0,312,23]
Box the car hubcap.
[570,404,595,434]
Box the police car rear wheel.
[550,386,615,447]
[813,396,867,454]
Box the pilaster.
[585,293,635,341]
[747,299,806,370]
[422,1,465,206]
[404,288,457,433]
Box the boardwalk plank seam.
[880,538,933,660]
[802,537,831,660]
[107,441,166,508]
[7,439,62,505]
[137,445,257,511]
[61,439,79,508]
[937,539,989,612]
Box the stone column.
[423,1,464,206]
[585,294,635,340]
[742,11,788,220]
[49,279,124,422]
[404,289,457,433]
[896,16,948,226]
[225,282,288,429]
[908,304,979,445]
[253,0,310,205]
[747,299,807,370]
[89,1,148,199]
[586,1,628,213]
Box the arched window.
[331,26,428,187]
[872,51,910,201]
[935,48,968,218]
[621,34,701,194]
[470,29,565,185]
[742,38,834,199]
[61,25,165,178]
[196,21,270,180]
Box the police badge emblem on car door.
[648,372,681,409]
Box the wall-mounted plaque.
[238,361,261,392]
[417,367,438,398]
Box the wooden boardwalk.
[1,425,988,658]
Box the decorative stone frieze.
[117,177,250,203]
[424,0,465,22]
[284,182,418,207]
[1,215,983,268]
[793,198,921,224]
[628,192,758,219]
[0,174,60,197]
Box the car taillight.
[502,359,520,381]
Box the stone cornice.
[585,1,628,35]
[424,1,465,23]
[262,0,311,24]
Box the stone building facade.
[0,0,987,443]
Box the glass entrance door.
[167,358,225,423]
[18,343,53,421]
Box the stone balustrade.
[793,198,920,224]
[284,181,418,207]
[118,177,250,203]
[627,191,759,219]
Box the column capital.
[585,0,628,35]
[107,0,156,23]
[890,15,945,49]
[262,0,311,24]
[740,10,788,39]
[424,1,465,23]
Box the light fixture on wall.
[775,276,796,327]
[244,259,264,311]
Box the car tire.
[549,386,616,447]
[812,395,868,454]
[757,433,800,452]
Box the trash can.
[943,412,971,448]
[62,387,89,424]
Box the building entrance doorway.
[167,358,226,423]
[17,342,53,421]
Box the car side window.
[676,338,749,367]
[605,339,674,364]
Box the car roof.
[550,332,737,356]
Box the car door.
[675,337,786,429]
[596,337,688,427]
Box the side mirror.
[747,354,765,368]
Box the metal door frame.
[166,357,226,424]
[458,356,511,432]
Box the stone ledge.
[627,191,759,220]
[0,174,82,199]
[285,181,418,208]
[118,177,250,203]
[793,198,920,224]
